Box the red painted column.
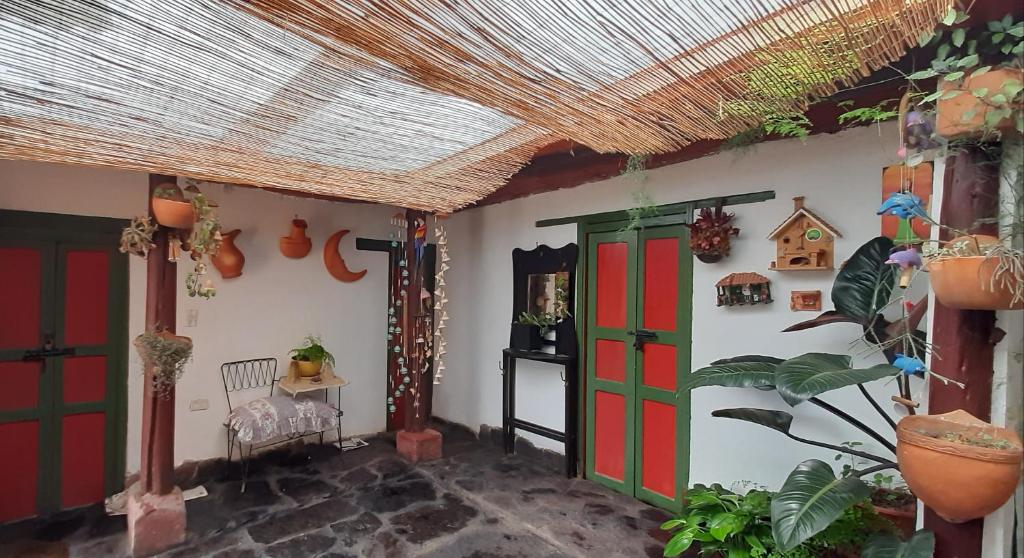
[925,148,1000,558]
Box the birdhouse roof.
[767,206,842,240]
[716,272,770,287]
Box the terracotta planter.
[212,229,245,279]
[294,359,322,378]
[896,410,1023,523]
[928,236,1023,311]
[280,219,312,258]
[151,198,196,229]
[873,504,916,540]
[935,68,1023,139]
[695,252,723,264]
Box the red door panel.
[594,339,626,382]
[63,356,107,404]
[61,412,106,508]
[641,400,676,498]
[643,237,678,332]
[642,343,676,391]
[64,250,110,346]
[0,361,41,411]
[595,242,628,328]
[0,421,40,522]
[0,247,41,350]
[594,391,626,481]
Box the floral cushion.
[227,396,339,444]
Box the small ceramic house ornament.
[716,273,772,306]
[768,197,841,271]
[790,290,822,311]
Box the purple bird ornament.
[886,248,922,288]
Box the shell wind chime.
[386,213,408,416]
[432,215,450,385]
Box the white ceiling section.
[0,0,948,211]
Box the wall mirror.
[527,271,570,319]
[510,244,578,355]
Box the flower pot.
[510,323,543,351]
[896,410,1023,523]
[151,198,196,229]
[873,503,916,541]
[927,257,1023,310]
[294,359,323,378]
[280,219,312,258]
[212,229,245,279]
[935,68,1023,139]
[695,252,723,264]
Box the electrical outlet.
[189,398,209,412]
[186,309,199,327]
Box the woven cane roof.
[0,0,949,211]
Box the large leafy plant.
[677,237,934,557]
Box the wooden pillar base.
[126,483,186,557]
[396,428,443,462]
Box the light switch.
[186,309,199,327]
[189,398,209,411]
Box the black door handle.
[626,329,657,350]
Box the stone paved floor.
[0,423,671,557]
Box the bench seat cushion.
[228,396,339,444]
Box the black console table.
[501,348,578,478]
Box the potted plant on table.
[289,335,336,378]
[512,311,557,351]
[685,205,740,263]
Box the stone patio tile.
[263,530,336,558]
[330,511,383,547]
[247,498,359,544]
[389,493,478,544]
[416,526,571,558]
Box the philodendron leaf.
[680,360,779,393]
[771,459,872,552]
[711,408,794,435]
[832,237,896,322]
[774,353,897,406]
[861,530,936,558]
[782,310,862,332]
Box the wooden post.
[140,174,179,494]
[925,147,1001,558]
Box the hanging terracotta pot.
[927,235,1023,311]
[695,252,723,264]
[280,219,312,258]
[935,68,1023,139]
[212,229,245,279]
[896,410,1022,523]
[151,184,196,229]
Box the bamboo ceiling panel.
[1,0,947,210]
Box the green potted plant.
[134,329,193,399]
[289,335,336,378]
[512,311,557,351]
[150,183,196,229]
[685,205,740,263]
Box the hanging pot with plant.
[685,205,739,263]
[151,183,196,229]
[896,410,1022,523]
[926,235,1024,310]
[134,330,193,399]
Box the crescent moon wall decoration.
[324,229,368,282]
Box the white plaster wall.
[433,122,928,490]
[1,160,398,473]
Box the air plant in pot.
[134,329,193,399]
[685,205,740,263]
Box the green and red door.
[0,211,127,522]
[584,224,692,510]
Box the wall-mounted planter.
[927,235,1023,310]
[695,252,723,264]
[151,198,196,229]
[896,410,1022,523]
[280,219,312,258]
[510,323,543,351]
[212,229,245,279]
[935,68,1023,139]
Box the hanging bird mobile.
[885,247,923,288]
[878,192,928,221]
[892,353,927,377]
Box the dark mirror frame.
[510,243,578,355]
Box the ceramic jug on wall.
[212,229,245,278]
[280,219,312,258]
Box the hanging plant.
[119,216,157,258]
[685,205,740,263]
[134,330,193,398]
[926,234,1024,310]
[182,182,222,299]
[151,184,196,229]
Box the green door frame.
[577,212,693,512]
[0,209,129,515]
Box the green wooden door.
[584,224,692,511]
[0,211,128,521]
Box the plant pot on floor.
[510,323,543,351]
[896,410,1023,523]
[152,198,196,229]
[935,67,1023,139]
[294,359,323,378]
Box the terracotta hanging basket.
[280,219,312,258]
[927,235,1023,311]
[935,67,1023,139]
[695,252,723,264]
[151,198,196,229]
[896,410,1022,523]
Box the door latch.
[626,329,657,350]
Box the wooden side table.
[277,361,349,397]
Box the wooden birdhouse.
[716,272,772,307]
[768,197,841,271]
